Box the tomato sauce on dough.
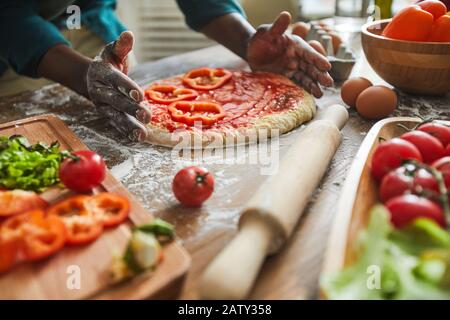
[145,71,305,132]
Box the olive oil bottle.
[375,0,394,19]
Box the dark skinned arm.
[37,45,91,98]
[200,12,254,60]
[200,12,333,98]
[37,33,150,142]
[38,12,333,143]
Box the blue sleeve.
[176,0,245,31]
[0,0,70,78]
[76,0,127,43]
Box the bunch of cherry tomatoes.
[371,122,450,229]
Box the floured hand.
[247,12,333,98]
[87,31,150,142]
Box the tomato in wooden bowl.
[361,19,450,95]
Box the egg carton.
[307,22,356,82]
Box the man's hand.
[87,31,150,141]
[247,12,333,98]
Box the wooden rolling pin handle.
[315,104,349,130]
[200,105,349,300]
[200,214,273,300]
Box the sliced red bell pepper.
[88,193,130,228]
[1,210,66,262]
[22,211,66,262]
[145,85,198,104]
[168,101,226,126]
[47,196,103,246]
[0,236,20,273]
[0,190,48,217]
[182,68,232,90]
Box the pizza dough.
[143,70,315,148]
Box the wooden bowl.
[362,19,450,95]
[320,117,450,298]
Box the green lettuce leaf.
[0,135,64,192]
[321,205,450,299]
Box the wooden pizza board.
[0,115,191,299]
[320,117,450,297]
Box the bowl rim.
[362,19,450,46]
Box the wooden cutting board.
[0,115,190,299]
[320,117,450,296]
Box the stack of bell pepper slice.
[0,192,130,273]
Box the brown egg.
[292,22,310,39]
[356,86,397,120]
[328,31,343,54]
[308,40,326,56]
[341,77,373,108]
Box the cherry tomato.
[59,151,106,193]
[89,193,130,228]
[47,196,103,246]
[371,138,423,180]
[400,131,445,164]
[1,210,67,262]
[386,194,446,228]
[417,123,450,146]
[172,166,214,207]
[379,166,414,203]
[413,168,439,194]
[379,165,439,202]
[432,156,450,189]
[0,190,48,217]
[445,144,450,156]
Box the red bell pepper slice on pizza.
[168,101,225,126]
[182,68,232,90]
[47,196,103,246]
[1,209,66,263]
[145,85,198,104]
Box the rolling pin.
[200,104,349,300]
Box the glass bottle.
[374,0,394,19]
